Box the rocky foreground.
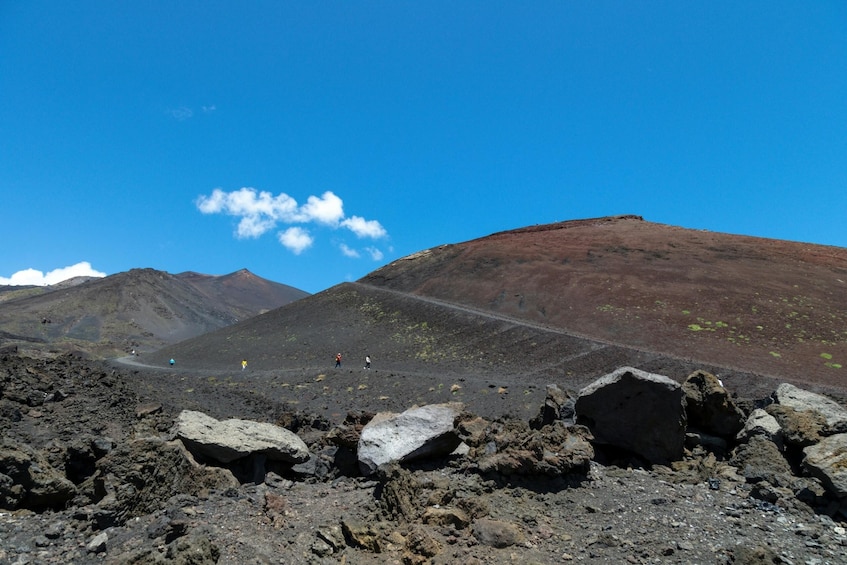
[2,350,847,564]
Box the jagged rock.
[86,438,239,526]
[575,367,686,464]
[529,384,576,429]
[325,410,375,450]
[472,517,525,548]
[378,463,423,522]
[0,441,76,510]
[341,518,383,552]
[803,433,847,499]
[731,544,781,564]
[174,410,309,465]
[357,403,463,476]
[736,408,783,446]
[730,435,793,486]
[136,402,163,419]
[774,383,847,433]
[682,370,745,437]
[472,419,593,476]
[119,532,221,565]
[315,524,345,554]
[404,525,442,562]
[456,414,490,447]
[422,506,470,529]
[162,534,220,565]
[766,404,826,448]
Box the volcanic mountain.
[156,215,846,401]
[0,268,308,358]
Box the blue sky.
[1,2,845,293]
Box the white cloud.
[278,227,314,254]
[202,105,216,113]
[365,247,384,261]
[341,216,387,238]
[339,243,360,258]
[197,187,389,255]
[299,192,345,225]
[0,262,106,286]
[169,106,193,121]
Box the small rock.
[86,532,108,554]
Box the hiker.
[241,359,248,371]
[169,358,175,366]
[335,353,342,367]
[364,355,371,370]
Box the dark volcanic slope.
[155,280,814,419]
[0,268,307,358]
[362,215,847,389]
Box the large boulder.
[358,403,463,476]
[773,383,847,434]
[803,433,847,499]
[575,367,686,464]
[682,370,745,437]
[174,410,309,465]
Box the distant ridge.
[0,268,308,358]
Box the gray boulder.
[358,403,463,476]
[774,383,847,433]
[736,408,783,447]
[803,433,847,498]
[682,370,745,437]
[575,367,686,464]
[174,410,309,465]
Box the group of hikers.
[335,352,371,369]
[229,353,371,371]
[167,355,373,371]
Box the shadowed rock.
[575,367,686,465]
[529,384,576,429]
[0,441,76,510]
[682,370,745,437]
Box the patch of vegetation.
[819,353,842,369]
